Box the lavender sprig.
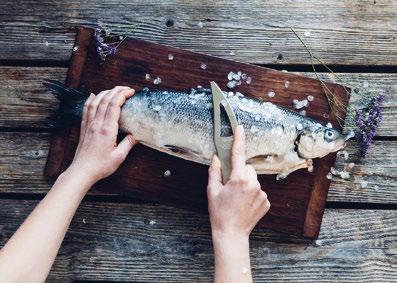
[355,94,384,157]
[93,21,135,62]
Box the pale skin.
[0,87,270,283]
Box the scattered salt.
[296,123,303,130]
[246,76,252,84]
[198,21,204,28]
[145,73,151,81]
[293,99,308,109]
[284,80,290,89]
[304,31,311,37]
[267,91,276,98]
[300,110,307,116]
[163,170,171,177]
[281,69,288,73]
[330,167,338,175]
[200,63,207,70]
[153,77,162,85]
[233,73,241,80]
[168,53,174,61]
[153,105,162,111]
[149,220,156,225]
[374,185,379,191]
[227,80,237,89]
[307,95,314,101]
[323,113,329,119]
[82,218,86,224]
[326,122,333,128]
[44,41,49,47]
[326,172,332,180]
[339,171,350,179]
[348,162,355,169]
[250,125,259,133]
[229,51,235,56]
[227,71,234,81]
[72,45,79,52]
[360,180,368,188]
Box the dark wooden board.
[0,200,396,282]
[45,27,350,239]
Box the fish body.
[46,81,348,179]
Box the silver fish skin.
[118,88,347,179]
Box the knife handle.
[217,136,234,184]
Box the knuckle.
[100,125,112,136]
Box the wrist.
[211,228,249,245]
[59,165,96,193]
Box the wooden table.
[0,1,396,282]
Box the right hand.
[207,125,271,239]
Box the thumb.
[207,155,222,196]
[115,134,138,161]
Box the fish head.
[297,125,348,159]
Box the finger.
[230,125,246,178]
[245,164,259,186]
[114,134,138,162]
[80,93,95,138]
[87,89,111,123]
[104,88,135,129]
[207,155,223,196]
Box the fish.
[45,80,350,179]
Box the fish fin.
[43,80,87,128]
[164,145,205,161]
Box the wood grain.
[0,0,396,65]
[0,67,395,136]
[0,132,395,204]
[0,200,395,282]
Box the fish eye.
[324,129,335,141]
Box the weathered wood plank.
[0,67,396,136]
[0,132,395,204]
[0,200,395,282]
[0,0,396,65]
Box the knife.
[210,81,239,184]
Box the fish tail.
[43,80,87,128]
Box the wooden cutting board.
[45,27,350,239]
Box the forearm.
[212,231,252,283]
[0,167,93,283]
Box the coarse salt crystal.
[145,73,151,81]
[164,170,171,177]
[230,51,235,56]
[296,123,303,130]
[72,45,79,52]
[326,122,333,128]
[227,71,234,81]
[149,220,156,225]
[304,31,311,37]
[200,63,207,70]
[168,53,174,61]
[307,95,314,101]
[232,73,241,80]
[267,91,276,98]
[82,218,86,224]
[153,77,162,85]
[45,41,49,47]
[360,180,368,188]
[246,76,252,84]
[284,80,290,89]
[326,172,332,180]
[198,21,204,28]
[348,162,355,169]
[300,110,306,116]
[340,171,350,179]
[227,80,237,89]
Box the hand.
[67,86,138,186]
[207,125,271,240]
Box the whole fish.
[46,81,350,179]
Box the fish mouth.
[343,130,355,141]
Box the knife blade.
[210,81,239,184]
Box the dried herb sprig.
[291,28,385,157]
[94,21,137,61]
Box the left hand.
[67,86,138,186]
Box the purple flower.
[93,21,122,62]
[355,94,384,157]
